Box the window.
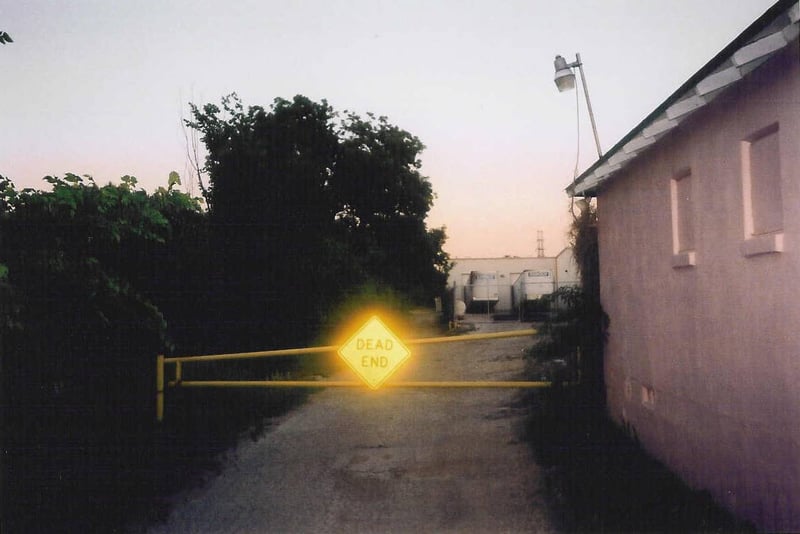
[741,123,783,256]
[671,168,696,268]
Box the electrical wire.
[573,77,581,180]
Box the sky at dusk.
[1,1,777,258]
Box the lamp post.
[554,53,602,158]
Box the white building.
[449,248,579,314]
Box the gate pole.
[156,354,165,422]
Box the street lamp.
[554,53,602,158]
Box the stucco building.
[567,1,799,530]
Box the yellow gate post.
[156,354,164,422]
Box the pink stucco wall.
[597,42,800,531]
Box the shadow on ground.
[521,384,755,533]
[4,362,315,534]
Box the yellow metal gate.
[157,327,554,422]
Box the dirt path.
[147,319,556,533]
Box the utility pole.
[537,230,545,258]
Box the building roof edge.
[566,0,799,198]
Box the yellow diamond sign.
[338,316,411,389]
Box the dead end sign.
[338,316,411,389]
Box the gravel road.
[147,319,556,533]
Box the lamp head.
[553,55,576,92]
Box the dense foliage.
[565,200,605,399]
[527,199,606,399]
[1,173,206,530]
[187,94,450,349]
[569,200,600,305]
[1,95,450,531]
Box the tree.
[186,94,342,348]
[334,112,450,303]
[186,94,450,347]
[0,172,206,367]
[0,173,206,530]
